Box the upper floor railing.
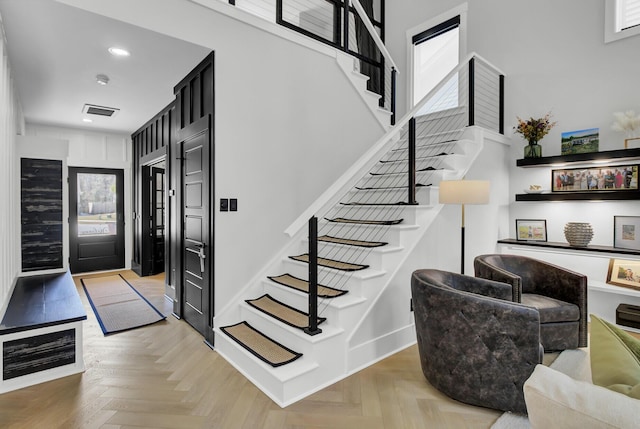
[226,0,398,123]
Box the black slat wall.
[20,158,63,271]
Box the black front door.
[69,167,125,273]
[179,115,212,342]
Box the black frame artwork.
[551,164,638,192]
[516,219,547,242]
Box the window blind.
[619,0,640,30]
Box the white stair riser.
[389,138,475,161]
[261,280,366,328]
[369,155,455,175]
[355,169,449,190]
[282,259,386,300]
[318,222,419,247]
[214,333,319,406]
[382,145,465,163]
[239,304,344,357]
[327,204,433,225]
[343,186,436,206]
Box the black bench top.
[0,270,87,335]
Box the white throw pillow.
[524,364,638,429]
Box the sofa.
[523,315,639,428]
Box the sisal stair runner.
[268,273,347,298]
[318,235,386,248]
[356,183,431,190]
[220,321,302,367]
[326,217,403,226]
[369,165,439,176]
[290,254,369,271]
[246,294,326,329]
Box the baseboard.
[346,323,417,374]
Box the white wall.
[387,0,640,248]
[0,13,24,313]
[23,125,132,271]
[57,0,387,313]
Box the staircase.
[213,53,505,406]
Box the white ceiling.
[0,0,211,135]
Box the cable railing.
[223,0,397,123]
[302,53,504,332]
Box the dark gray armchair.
[411,269,543,414]
[474,254,587,351]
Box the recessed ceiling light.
[108,47,130,57]
[96,74,110,85]
[82,118,93,123]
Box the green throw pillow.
[590,314,640,399]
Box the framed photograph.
[614,216,640,251]
[516,219,547,242]
[607,258,640,291]
[561,128,599,155]
[551,164,638,192]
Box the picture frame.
[607,258,640,291]
[561,128,599,155]
[614,216,640,251]
[551,164,638,192]
[516,219,547,242]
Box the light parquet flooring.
[0,270,505,428]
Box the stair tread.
[318,235,387,248]
[380,153,450,164]
[355,183,432,190]
[339,202,418,206]
[326,217,403,226]
[369,166,442,176]
[268,273,347,298]
[220,321,302,367]
[289,254,369,271]
[246,294,326,330]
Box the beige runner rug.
[81,274,166,335]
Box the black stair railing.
[408,117,417,205]
[305,216,322,336]
[293,54,505,336]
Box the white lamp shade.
[439,180,490,205]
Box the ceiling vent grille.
[82,104,120,117]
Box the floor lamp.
[439,180,490,274]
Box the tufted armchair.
[474,254,588,351]
[411,269,543,414]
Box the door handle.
[196,244,206,273]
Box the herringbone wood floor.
[0,270,520,428]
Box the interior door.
[179,115,212,341]
[69,167,125,273]
[150,166,166,275]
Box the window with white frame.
[605,0,640,43]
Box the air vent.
[82,104,120,117]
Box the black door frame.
[68,167,125,274]
[174,115,213,345]
[138,157,168,278]
[171,52,215,347]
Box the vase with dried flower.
[514,113,557,158]
[611,110,640,149]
